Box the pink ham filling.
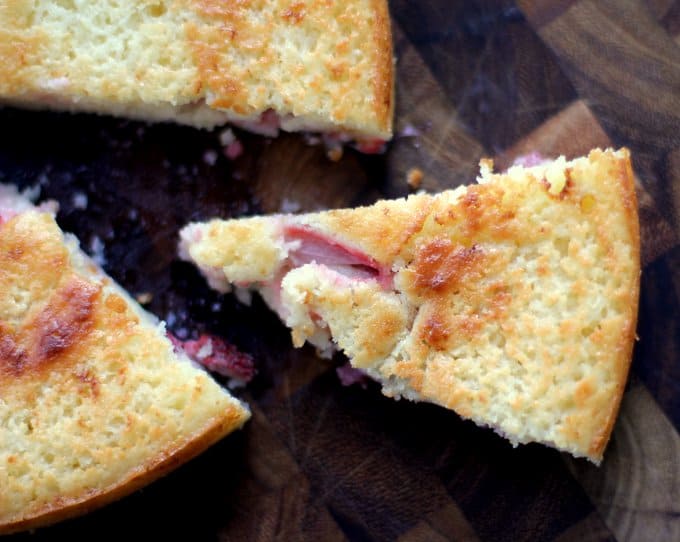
[232,109,281,138]
[0,197,18,225]
[336,362,371,388]
[283,224,393,289]
[511,152,547,168]
[0,209,15,226]
[169,332,256,383]
[232,109,387,154]
[228,224,394,343]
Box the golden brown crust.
[0,30,41,98]
[300,192,434,265]
[405,241,503,351]
[368,0,394,136]
[0,0,394,137]
[0,210,250,533]
[583,148,640,460]
[181,148,640,462]
[185,0,394,136]
[0,277,99,378]
[1,412,241,535]
[393,149,639,461]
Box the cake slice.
[0,0,393,145]
[0,184,250,534]
[179,148,640,463]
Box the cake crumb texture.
[180,149,639,462]
[0,0,393,138]
[0,208,250,534]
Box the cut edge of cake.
[0,184,250,534]
[179,148,640,463]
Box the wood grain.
[565,383,680,541]
[494,98,679,266]
[387,21,486,196]
[519,0,680,224]
[0,1,678,541]
[398,502,481,542]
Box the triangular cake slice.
[0,185,250,534]
[180,148,640,462]
[0,0,393,144]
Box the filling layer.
[283,224,392,288]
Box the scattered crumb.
[336,363,370,388]
[203,149,218,166]
[398,123,421,138]
[71,191,88,210]
[477,158,495,182]
[169,333,256,382]
[406,167,424,189]
[165,311,177,327]
[219,128,236,147]
[303,134,322,146]
[355,139,386,154]
[37,200,59,215]
[511,152,546,168]
[135,292,153,305]
[326,146,343,162]
[89,235,107,267]
[218,127,244,160]
[22,185,41,202]
[174,327,189,340]
[280,198,301,213]
[233,287,252,306]
[224,140,244,160]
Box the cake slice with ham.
[0,184,250,534]
[179,148,640,463]
[0,0,393,147]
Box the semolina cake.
[0,184,250,534]
[0,0,393,142]
[179,148,640,463]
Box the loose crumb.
[511,152,546,168]
[202,149,218,166]
[22,185,41,202]
[326,146,343,162]
[406,167,424,189]
[224,140,244,160]
[71,191,88,210]
[303,134,322,146]
[398,123,421,138]
[280,198,301,213]
[219,127,244,160]
[135,292,153,305]
[336,363,370,388]
[168,333,256,382]
[218,128,236,147]
[89,235,107,267]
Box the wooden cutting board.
[2,1,679,541]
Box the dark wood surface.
[2,1,680,540]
